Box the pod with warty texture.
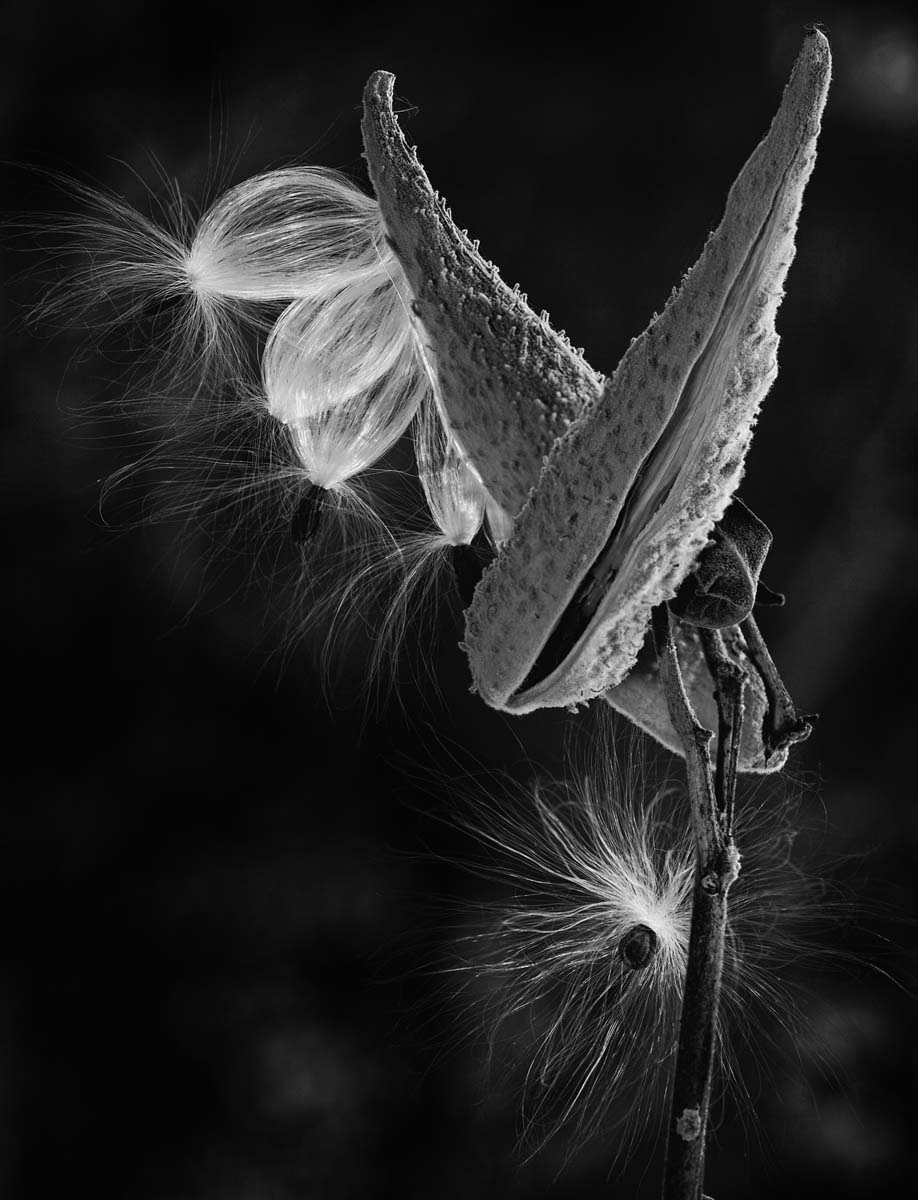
[361,34,831,771]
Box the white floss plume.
[443,736,842,1168]
[483,495,515,546]
[40,161,443,551]
[186,167,387,304]
[262,260,429,494]
[412,388,495,615]
[29,176,233,393]
[452,755,693,1161]
[414,391,487,552]
[416,390,516,553]
[304,390,491,704]
[189,168,436,521]
[256,245,439,678]
[38,165,404,399]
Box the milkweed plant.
[31,31,841,1199]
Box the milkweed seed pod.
[362,34,831,772]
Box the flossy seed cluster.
[449,755,693,1158]
[41,165,507,612]
[38,37,829,747]
[445,740,834,1164]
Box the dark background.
[3,1,917,1197]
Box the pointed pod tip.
[803,24,830,51]
[770,28,831,164]
[364,70,396,112]
[795,25,832,89]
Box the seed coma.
[617,923,658,970]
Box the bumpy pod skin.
[360,35,831,773]
[361,71,604,518]
[463,35,830,753]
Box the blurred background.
[2,1,917,1196]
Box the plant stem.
[699,627,747,830]
[664,874,728,1200]
[652,608,743,1200]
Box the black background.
[3,1,918,1197]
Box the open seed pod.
[362,34,831,772]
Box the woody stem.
[652,608,742,1200]
[699,627,747,833]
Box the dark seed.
[617,923,658,970]
[290,485,324,547]
[450,531,494,607]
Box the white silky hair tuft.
[262,259,430,491]
[437,730,848,1168]
[39,160,443,496]
[28,176,248,392]
[414,392,487,548]
[292,391,496,710]
[450,747,693,1160]
[483,494,515,545]
[186,167,387,303]
[37,166,406,397]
